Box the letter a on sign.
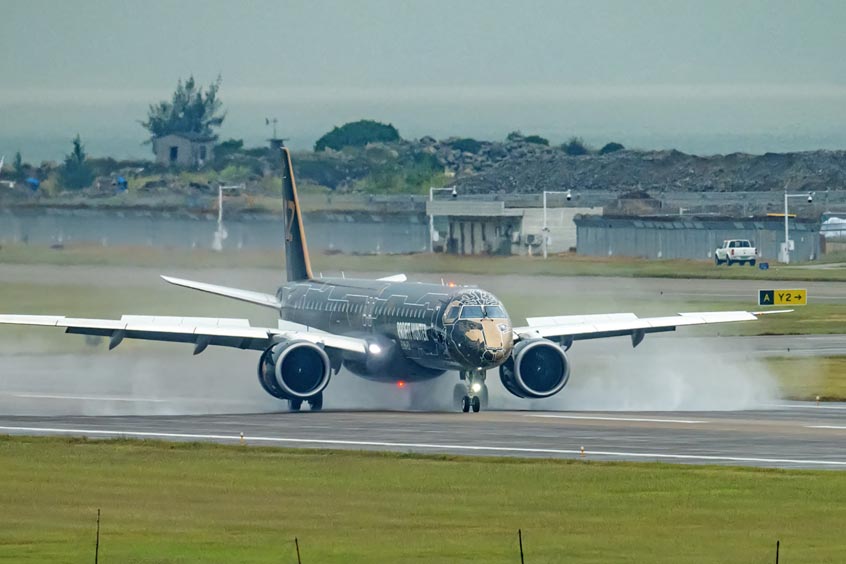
[758,290,774,306]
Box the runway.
[0,404,845,470]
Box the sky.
[2,0,845,161]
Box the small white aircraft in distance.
[0,148,791,412]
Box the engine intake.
[257,341,331,400]
[499,339,570,399]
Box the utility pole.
[782,190,814,263]
[428,186,457,253]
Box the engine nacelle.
[499,339,570,399]
[257,341,331,400]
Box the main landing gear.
[288,392,323,412]
[454,370,488,413]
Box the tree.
[13,151,25,180]
[314,120,400,151]
[561,136,590,156]
[59,134,95,190]
[599,142,625,155]
[141,76,225,141]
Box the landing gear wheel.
[471,396,481,413]
[461,395,471,413]
[308,392,324,411]
[288,399,303,412]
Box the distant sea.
[2,95,845,163]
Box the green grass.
[767,356,846,401]
[4,243,846,281]
[1,436,844,563]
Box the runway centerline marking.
[524,414,706,424]
[0,425,844,467]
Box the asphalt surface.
[0,404,844,470]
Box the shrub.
[314,120,400,151]
[523,135,549,146]
[599,142,625,155]
[561,136,590,156]
[449,138,483,154]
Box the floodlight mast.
[542,190,572,259]
[782,190,814,264]
[213,183,245,251]
[429,186,457,253]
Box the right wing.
[0,314,366,355]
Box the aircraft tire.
[461,395,471,413]
[471,396,481,413]
[308,392,324,411]
[288,399,303,412]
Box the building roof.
[574,214,820,231]
[155,132,217,143]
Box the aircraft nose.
[451,319,513,368]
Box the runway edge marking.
[1,425,845,467]
[524,414,706,424]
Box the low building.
[575,215,821,262]
[152,133,216,167]
[427,199,600,255]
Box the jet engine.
[257,340,331,400]
[499,339,570,399]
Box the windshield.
[459,305,507,319]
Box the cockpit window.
[444,305,460,323]
[485,305,507,318]
[460,305,484,319]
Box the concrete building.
[427,199,599,255]
[575,215,822,262]
[152,133,216,167]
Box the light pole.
[213,183,245,251]
[542,190,572,259]
[782,190,814,264]
[429,186,457,253]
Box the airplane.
[0,148,789,413]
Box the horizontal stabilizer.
[378,274,407,282]
[161,276,281,309]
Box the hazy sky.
[2,0,845,160]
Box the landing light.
[368,343,382,355]
[397,380,406,388]
[471,382,482,393]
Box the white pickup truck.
[714,239,757,266]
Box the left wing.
[0,314,366,355]
[514,310,790,348]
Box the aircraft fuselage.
[276,277,513,381]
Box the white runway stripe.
[1,425,845,467]
[525,414,705,424]
[807,425,846,430]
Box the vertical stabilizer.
[280,147,313,281]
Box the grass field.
[1,436,844,563]
[767,356,846,401]
[4,243,846,281]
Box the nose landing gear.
[455,370,488,413]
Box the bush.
[523,135,549,146]
[449,138,483,154]
[561,136,590,156]
[599,142,625,155]
[59,135,95,190]
[314,120,400,152]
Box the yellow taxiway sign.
[758,289,807,306]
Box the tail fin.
[280,147,313,281]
